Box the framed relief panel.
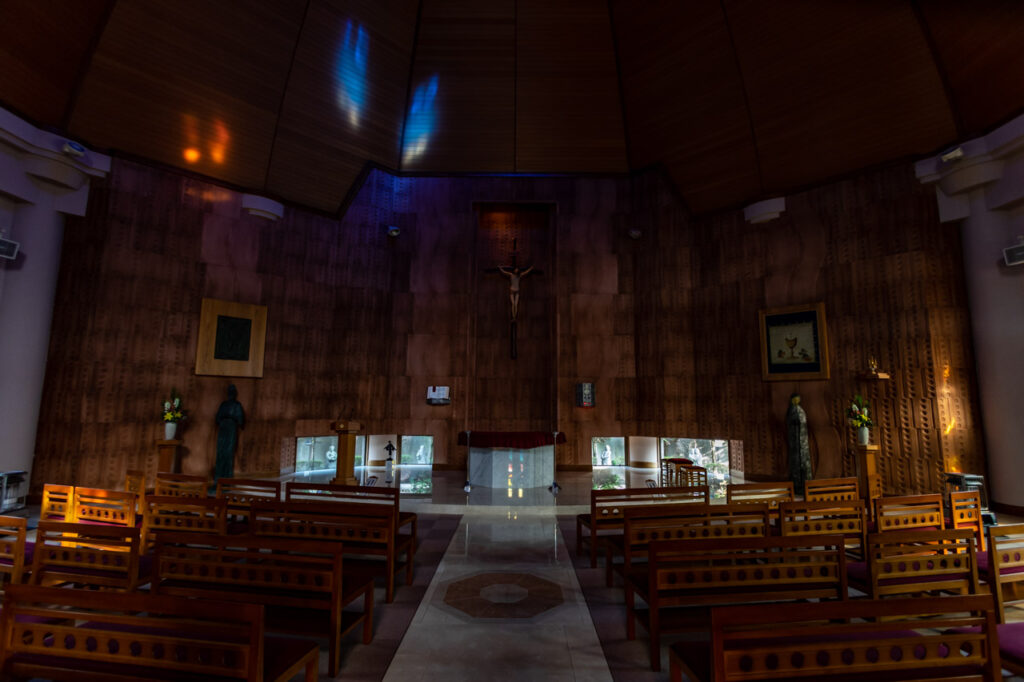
[195,298,267,377]
[759,302,830,381]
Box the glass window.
[661,438,731,499]
[354,435,366,467]
[591,437,626,467]
[295,436,339,474]
[399,435,433,464]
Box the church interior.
[1,1,1024,680]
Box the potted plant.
[162,389,187,440]
[847,394,874,446]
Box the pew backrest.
[673,595,1001,682]
[40,483,73,522]
[804,476,860,502]
[216,478,281,521]
[142,495,227,548]
[590,486,710,526]
[72,486,136,528]
[874,493,946,532]
[31,521,140,591]
[154,472,208,498]
[950,489,986,552]
[0,516,26,591]
[778,498,866,554]
[726,481,794,509]
[863,527,979,599]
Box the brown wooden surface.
[33,157,982,496]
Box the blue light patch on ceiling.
[335,20,369,128]
[402,74,439,165]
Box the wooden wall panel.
[725,0,956,197]
[611,0,759,213]
[69,0,306,189]
[267,0,419,211]
[0,0,111,126]
[515,0,627,172]
[402,0,516,172]
[918,1,1024,136]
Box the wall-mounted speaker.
[1004,238,1024,267]
[0,237,19,261]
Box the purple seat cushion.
[847,560,868,584]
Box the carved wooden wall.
[33,156,981,496]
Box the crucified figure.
[498,263,534,321]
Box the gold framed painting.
[759,302,830,381]
[194,298,267,378]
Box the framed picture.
[758,302,830,381]
[194,298,267,377]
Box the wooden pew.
[125,469,146,515]
[0,584,320,681]
[778,498,867,557]
[982,523,1024,623]
[951,489,987,552]
[216,477,281,527]
[72,486,137,528]
[873,493,945,532]
[30,522,141,591]
[725,481,794,509]
[285,481,417,551]
[849,528,979,600]
[626,534,848,671]
[251,500,413,603]
[142,495,227,550]
[152,532,373,677]
[0,516,26,592]
[804,476,859,502]
[40,483,73,522]
[576,486,710,568]
[605,503,769,587]
[669,594,1002,682]
[154,472,208,497]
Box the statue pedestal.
[330,420,361,486]
[156,440,181,473]
[855,444,882,514]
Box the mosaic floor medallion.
[443,572,564,619]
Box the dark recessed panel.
[726,0,956,196]
[918,1,1024,137]
[612,0,760,214]
[402,0,516,172]
[267,0,419,210]
[0,0,111,126]
[515,0,627,173]
[68,0,306,189]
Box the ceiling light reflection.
[335,20,369,128]
[402,74,439,165]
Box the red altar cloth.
[457,431,566,449]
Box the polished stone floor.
[377,470,614,682]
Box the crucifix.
[486,239,541,359]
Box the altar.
[459,431,565,489]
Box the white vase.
[857,426,870,446]
[164,422,178,440]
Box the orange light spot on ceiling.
[183,148,201,163]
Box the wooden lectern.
[330,420,360,486]
[156,440,181,473]
[855,443,882,513]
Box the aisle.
[383,507,613,682]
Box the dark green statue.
[786,392,812,495]
[215,384,245,480]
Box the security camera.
[387,225,400,238]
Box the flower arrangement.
[846,394,873,428]
[162,389,187,423]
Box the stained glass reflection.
[402,74,439,164]
[335,20,369,128]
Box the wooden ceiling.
[2,0,1022,216]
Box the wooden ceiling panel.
[0,0,112,126]
[267,0,419,210]
[402,0,516,172]
[612,0,760,214]
[68,0,305,190]
[515,0,627,173]
[917,1,1024,136]
[726,0,956,196]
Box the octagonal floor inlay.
[443,572,564,619]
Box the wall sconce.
[627,228,642,240]
[386,225,400,238]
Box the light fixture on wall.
[627,228,642,240]
[241,194,284,221]
[386,224,400,238]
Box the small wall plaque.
[427,386,451,405]
[576,382,595,408]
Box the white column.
[0,106,110,478]
[916,112,1024,508]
